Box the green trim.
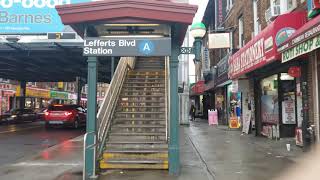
[84,57,98,179]
[190,22,206,30]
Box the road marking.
[0,126,42,134]
[11,162,81,167]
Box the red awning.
[228,12,307,79]
[278,14,320,53]
[191,80,205,95]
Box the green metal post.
[169,43,180,175]
[85,57,98,179]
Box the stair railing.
[165,56,170,141]
[97,57,136,157]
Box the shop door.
[279,73,297,138]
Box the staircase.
[100,57,168,170]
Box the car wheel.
[73,120,79,129]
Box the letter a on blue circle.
[139,40,155,55]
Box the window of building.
[238,15,244,48]
[269,0,297,15]
[226,0,234,12]
[253,0,261,36]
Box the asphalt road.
[0,121,85,166]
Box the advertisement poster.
[0,0,92,34]
[229,116,240,129]
[282,99,296,124]
[261,95,279,124]
[242,111,251,134]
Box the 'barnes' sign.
[83,37,171,57]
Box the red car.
[44,104,86,129]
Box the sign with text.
[228,12,306,79]
[208,33,230,49]
[83,38,171,56]
[282,30,320,63]
[0,0,91,34]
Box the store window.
[260,75,279,138]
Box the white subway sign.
[83,37,171,57]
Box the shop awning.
[190,80,205,96]
[278,14,320,63]
[228,12,307,79]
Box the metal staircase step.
[104,148,168,153]
[124,81,164,84]
[122,85,165,88]
[120,94,164,98]
[104,159,166,164]
[105,143,168,150]
[117,112,165,114]
[114,118,165,121]
[118,105,164,108]
[126,78,164,80]
[118,100,165,103]
[106,141,167,144]
[110,132,165,136]
[121,90,165,93]
[112,124,166,128]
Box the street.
[0,122,85,167]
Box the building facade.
[202,0,318,147]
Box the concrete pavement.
[0,119,306,180]
[0,122,84,166]
[100,119,304,180]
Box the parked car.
[44,104,86,129]
[0,108,37,124]
[35,108,48,121]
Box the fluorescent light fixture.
[104,24,160,27]
[101,35,164,38]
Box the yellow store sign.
[16,86,50,99]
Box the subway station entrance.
[56,0,197,178]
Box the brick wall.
[224,0,254,49]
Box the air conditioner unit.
[265,5,281,22]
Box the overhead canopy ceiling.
[56,0,197,44]
[0,40,118,82]
[0,0,197,83]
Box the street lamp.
[180,22,206,61]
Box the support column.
[85,57,98,179]
[76,77,81,105]
[20,81,26,109]
[169,44,180,175]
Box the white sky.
[188,0,209,83]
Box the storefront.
[214,53,232,125]
[15,86,51,109]
[278,13,320,143]
[190,80,205,119]
[50,90,70,104]
[228,12,307,137]
[0,83,16,115]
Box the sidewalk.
[0,136,83,180]
[0,119,305,180]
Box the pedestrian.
[190,104,196,121]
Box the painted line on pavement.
[0,126,42,134]
[10,162,81,167]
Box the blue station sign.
[0,0,91,34]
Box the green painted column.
[85,57,98,179]
[169,44,180,175]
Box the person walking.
[190,104,196,121]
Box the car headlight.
[11,115,17,118]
